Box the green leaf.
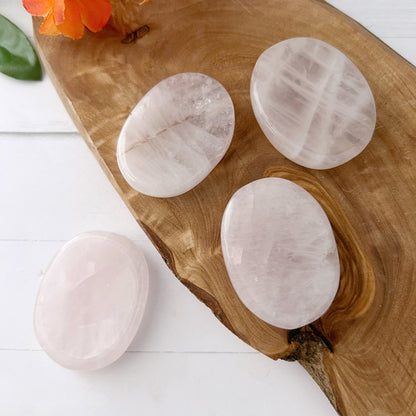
[0,14,42,81]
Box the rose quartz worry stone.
[117,72,235,198]
[251,37,377,169]
[34,232,149,371]
[221,178,340,330]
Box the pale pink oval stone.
[34,232,149,370]
[251,37,376,169]
[117,72,235,198]
[221,178,340,330]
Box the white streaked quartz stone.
[117,73,235,197]
[251,37,376,169]
[34,232,149,371]
[221,178,340,330]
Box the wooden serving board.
[34,1,416,414]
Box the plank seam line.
[0,349,260,354]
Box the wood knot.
[285,326,337,408]
[122,25,150,44]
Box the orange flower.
[23,0,112,39]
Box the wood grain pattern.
[34,1,416,414]
[109,0,149,35]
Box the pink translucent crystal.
[251,37,376,169]
[34,231,149,370]
[117,72,235,197]
[221,178,340,330]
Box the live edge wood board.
[34,1,416,414]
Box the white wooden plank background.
[0,1,415,414]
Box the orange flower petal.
[39,10,60,35]
[53,0,66,25]
[77,0,111,32]
[23,0,52,16]
[56,0,84,39]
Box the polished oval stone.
[221,178,340,329]
[251,37,376,169]
[34,232,149,370]
[117,72,235,197]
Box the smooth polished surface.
[34,232,149,370]
[117,72,234,197]
[221,178,340,329]
[251,37,376,169]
